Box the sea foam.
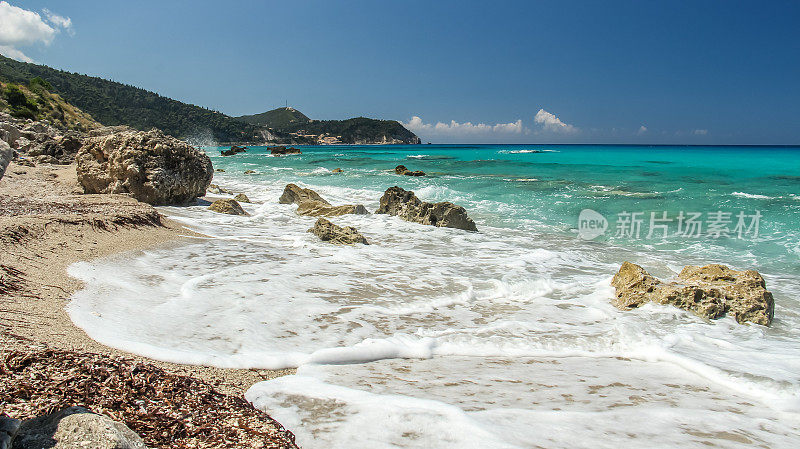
[67,145,800,448]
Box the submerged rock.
[611,262,774,326]
[376,186,477,231]
[222,147,247,156]
[279,183,368,217]
[394,164,425,176]
[14,406,147,449]
[308,218,368,245]
[244,170,256,174]
[221,145,246,156]
[269,146,302,155]
[208,198,248,216]
[207,183,234,195]
[332,168,343,173]
[234,193,251,203]
[76,128,213,205]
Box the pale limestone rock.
[611,262,774,326]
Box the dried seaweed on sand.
[0,349,299,449]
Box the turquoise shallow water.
[68,144,800,448]
[212,144,800,272]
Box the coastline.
[0,162,294,395]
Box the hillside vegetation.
[0,55,259,142]
[0,55,420,145]
[282,116,420,144]
[0,77,100,132]
[235,107,310,128]
[236,107,420,144]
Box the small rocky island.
[269,146,302,155]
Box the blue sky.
[1,0,798,144]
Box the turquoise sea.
[68,145,800,448]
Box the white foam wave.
[732,191,774,199]
[499,149,542,154]
[66,161,800,447]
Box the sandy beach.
[0,161,297,447]
[0,161,294,393]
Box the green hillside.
[281,117,420,144]
[237,107,420,144]
[0,55,420,145]
[0,55,259,143]
[1,77,101,131]
[235,107,310,128]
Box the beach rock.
[269,146,302,155]
[13,137,31,152]
[0,115,84,164]
[279,183,369,217]
[279,184,331,206]
[216,168,225,172]
[207,183,234,195]
[0,122,21,147]
[208,198,248,216]
[0,416,20,449]
[76,128,213,205]
[87,125,131,137]
[376,186,477,231]
[234,193,251,203]
[220,145,246,156]
[297,202,369,217]
[244,170,256,174]
[34,154,59,165]
[28,133,83,162]
[332,168,343,173]
[611,262,774,325]
[13,406,147,449]
[0,140,12,181]
[308,218,368,245]
[394,165,425,176]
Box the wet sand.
[0,162,293,395]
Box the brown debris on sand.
[0,348,299,449]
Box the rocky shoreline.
[0,116,297,447]
[1,112,779,447]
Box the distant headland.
[0,55,420,146]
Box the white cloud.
[637,125,648,135]
[0,44,32,62]
[404,116,525,136]
[533,109,577,134]
[693,129,708,135]
[0,2,72,62]
[43,8,73,35]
